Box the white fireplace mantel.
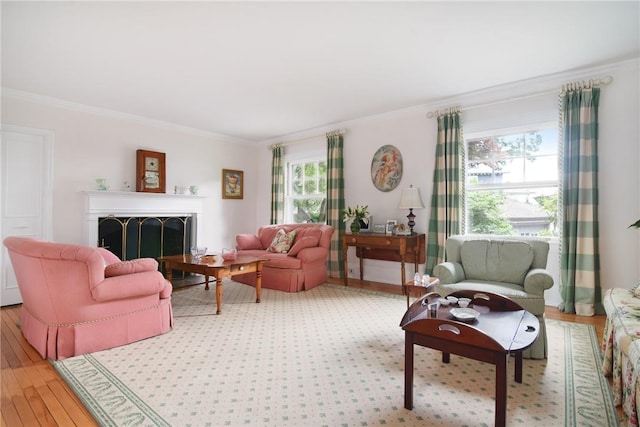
[83,191,205,247]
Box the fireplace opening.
[98,216,192,263]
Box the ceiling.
[2,1,639,143]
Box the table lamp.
[398,185,424,234]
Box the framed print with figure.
[371,145,403,192]
[136,149,166,193]
[222,169,243,199]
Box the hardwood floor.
[1,279,610,426]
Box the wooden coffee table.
[158,254,263,315]
[400,290,539,427]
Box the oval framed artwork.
[370,145,403,192]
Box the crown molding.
[1,87,254,146]
[258,57,639,145]
[5,58,637,148]
[424,57,639,114]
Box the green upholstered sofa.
[433,234,554,359]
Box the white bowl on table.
[458,298,472,308]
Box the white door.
[1,125,53,306]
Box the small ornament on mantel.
[96,178,108,191]
[122,181,132,192]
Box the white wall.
[1,95,258,253]
[256,59,640,303]
[3,59,638,304]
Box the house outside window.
[465,123,558,237]
[285,156,327,224]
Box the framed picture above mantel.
[136,149,166,193]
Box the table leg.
[405,285,410,309]
[495,355,508,427]
[255,261,262,303]
[164,262,173,283]
[404,332,414,410]
[343,240,349,286]
[514,352,523,383]
[215,274,222,315]
[414,240,419,276]
[359,252,364,280]
[204,274,210,290]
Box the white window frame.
[284,150,326,224]
[464,121,559,237]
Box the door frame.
[1,124,54,305]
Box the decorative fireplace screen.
[98,216,192,261]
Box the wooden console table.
[342,233,425,287]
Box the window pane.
[304,180,317,194]
[318,161,327,175]
[318,177,327,193]
[305,163,317,177]
[468,130,557,186]
[467,138,508,171]
[530,129,557,156]
[293,198,326,223]
[293,180,303,195]
[524,154,558,182]
[467,187,558,236]
[293,165,303,180]
[498,133,525,157]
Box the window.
[285,157,327,223]
[465,123,558,237]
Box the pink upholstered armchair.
[3,236,173,360]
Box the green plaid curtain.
[270,145,284,225]
[326,131,345,278]
[559,86,604,316]
[425,110,464,274]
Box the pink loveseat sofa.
[234,223,334,292]
[3,236,173,360]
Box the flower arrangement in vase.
[343,205,370,233]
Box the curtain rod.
[267,129,346,150]
[426,75,613,118]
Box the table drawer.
[230,263,257,275]
[346,235,397,248]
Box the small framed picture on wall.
[222,169,243,199]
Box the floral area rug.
[53,281,618,426]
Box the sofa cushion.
[236,234,263,250]
[259,253,302,269]
[105,258,159,277]
[267,229,297,253]
[294,227,322,242]
[460,240,534,285]
[258,226,289,249]
[288,236,319,257]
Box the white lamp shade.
[398,186,425,209]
